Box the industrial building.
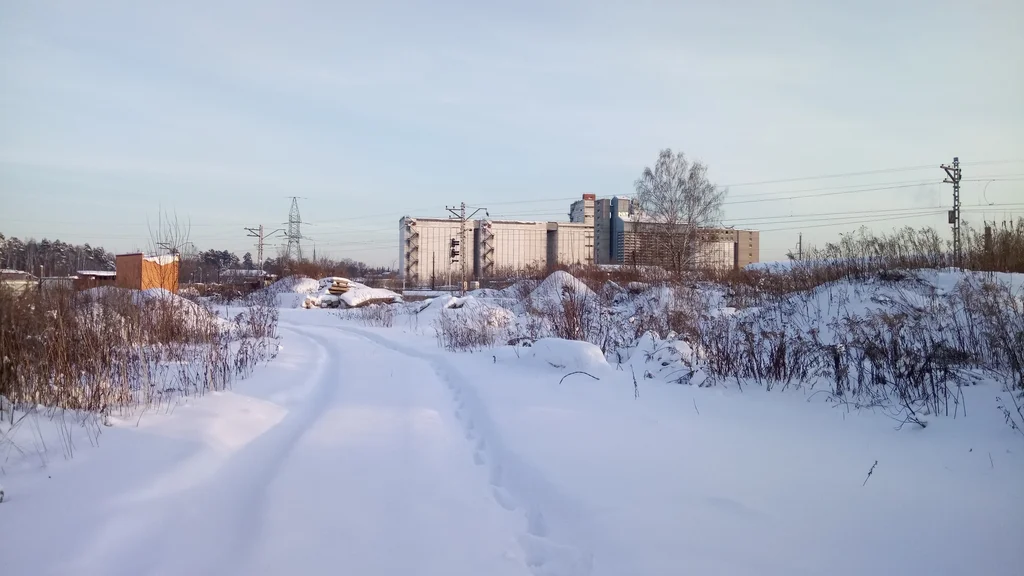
[399,195,758,286]
[399,214,595,287]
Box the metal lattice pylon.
[286,197,303,260]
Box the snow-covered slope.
[4,271,1022,576]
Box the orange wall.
[114,253,179,293]
[115,254,143,290]
[141,259,179,293]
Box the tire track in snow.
[68,326,343,576]
[341,327,599,576]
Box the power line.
[723,181,942,206]
[756,210,947,233]
[723,204,989,226]
[720,159,1023,188]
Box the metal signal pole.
[245,225,285,270]
[446,202,487,294]
[941,157,962,268]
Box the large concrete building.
[399,218,477,288]
[605,196,759,270]
[399,195,758,286]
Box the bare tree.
[146,209,191,293]
[633,149,727,273]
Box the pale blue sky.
[2,0,1022,265]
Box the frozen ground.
[2,306,1023,575]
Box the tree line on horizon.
[0,232,384,280]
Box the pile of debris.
[302,277,401,309]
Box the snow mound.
[80,286,227,329]
[431,296,515,327]
[528,338,609,373]
[421,295,460,311]
[615,332,707,386]
[304,278,401,309]
[341,286,402,308]
[524,272,598,315]
[249,275,322,308]
[268,275,320,295]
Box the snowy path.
[1,325,541,576]
[5,310,1022,576]
[246,326,534,576]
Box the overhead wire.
[6,158,1023,260]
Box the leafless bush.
[963,218,1024,273]
[684,270,1024,427]
[0,283,278,426]
[433,306,511,352]
[236,289,280,340]
[548,283,597,341]
[358,304,395,327]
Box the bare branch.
[559,371,600,385]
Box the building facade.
[475,220,549,278]
[399,195,757,285]
[399,218,478,288]
[115,253,180,293]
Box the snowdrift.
[524,270,596,311]
[80,286,229,330]
[259,275,321,308]
[527,338,609,373]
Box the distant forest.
[0,232,383,280]
[0,233,116,275]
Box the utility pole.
[245,225,285,270]
[446,202,487,294]
[941,157,962,268]
[798,233,803,261]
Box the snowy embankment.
[334,319,1024,576]
[3,270,1022,575]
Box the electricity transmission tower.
[244,225,285,270]
[941,157,962,268]
[285,197,305,260]
[446,202,487,293]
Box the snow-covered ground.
[2,277,1023,575]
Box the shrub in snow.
[358,304,395,327]
[0,275,279,421]
[0,482,5,503]
[433,298,514,351]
